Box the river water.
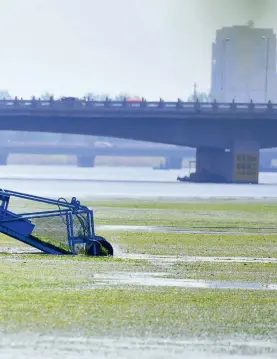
[1,165,277,200]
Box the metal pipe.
[0,188,87,210]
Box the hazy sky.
[0,0,276,100]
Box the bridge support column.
[77,155,96,168]
[231,140,259,184]
[259,153,272,172]
[194,147,232,183]
[191,142,259,184]
[164,156,183,169]
[0,153,8,166]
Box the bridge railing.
[0,98,277,113]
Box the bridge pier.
[259,153,273,172]
[77,155,96,168]
[183,141,259,184]
[0,153,8,166]
[164,156,183,169]
[194,147,232,183]
[231,140,259,184]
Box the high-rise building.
[211,24,277,103]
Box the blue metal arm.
[0,188,87,211]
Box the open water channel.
[1,165,277,200]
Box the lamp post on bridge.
[220,38,230,102]
[262,36,270,103]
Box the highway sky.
[0,0,276,100]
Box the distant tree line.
[0,88,213,102]
[0,90,142,101]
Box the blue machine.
[0,189,113,256]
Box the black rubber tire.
[86,236,113,256]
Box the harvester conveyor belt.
[0,188,114,256]
[0,225,71,255]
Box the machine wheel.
[85,236,113,256]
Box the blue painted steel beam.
[0,189,86,210]
[0,225,71,255]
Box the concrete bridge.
[1,141,276,171]
[1,98,277,183]
[0,142,194,168]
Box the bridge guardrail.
[0,98,276,113]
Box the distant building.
[211,24,277,103]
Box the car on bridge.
[59,96,82,102]
[58,96,87,107]
[126,98,141,102]
[94,141,113,148]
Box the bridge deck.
[0,99,277,149]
